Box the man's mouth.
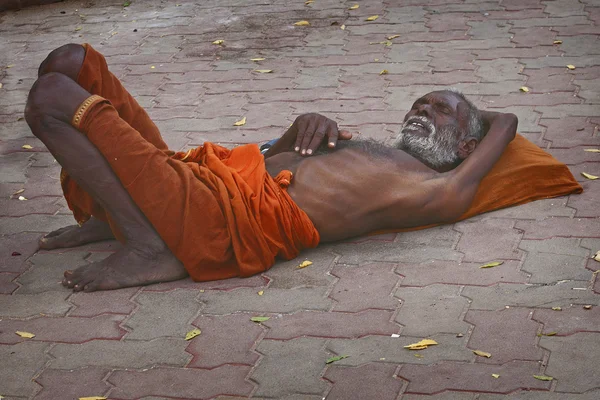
[402,117,433,135]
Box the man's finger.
[307,128,326,155]
[339,130,353,141]
[325,120,339,148]
[294,118,308,151]
[300,118,318,154]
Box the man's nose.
[416,103,433,118]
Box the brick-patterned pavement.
[1,0,599,399]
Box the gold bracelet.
[71,94,104,129]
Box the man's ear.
[458,137,478,159]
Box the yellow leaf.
[294,20,310,26]
[0,83,3,89]
[79,397,107,400]
[593,251,600,262]
[533,375,553,381]
[258,290,264,296]
[566,64,575,70]
[366,15,379,21]
[473,350,492,358]
[7,64,14,68]
[552,306,562,311]
[583,149,600,153]
[553,40,562,44]
[150,65,155,69]
[414,354,424,358]
[340,24,346,30]
[15,331,35,338]
[480,261,504,269]
[21,144,33,149]
[18,196,27,201]
[297,260,313,269]
[305,0,314,4]
[185,328,201,340]
[111,32,118,36]
[379,69,388,75]
[349,4,359,9]
[212,39,224,45]
[387,34,400,40]
[233,117,247,126]
[250,57,266,61]
[254,69,273,73]
[75,26,82,31]
[581,172,599,180]
[492,373,500,378]
[14,189,25,195]
[404,339,438,350]
[251,316,270,322]
[520,86,529,92]
[584,304,592,309]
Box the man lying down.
[26,44,522,292]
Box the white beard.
[393,116,461,169]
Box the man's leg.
[25,72,187,292]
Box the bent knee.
[38,43,85,80]
[25,72,75,127]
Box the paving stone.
[402,392,476,400]
[396,259,527,287]
[479,389,600,400]
[462,282,599,311]
[464,308,544,364]
[324,363,404,400]
[395,285,471,336]
[68,287,139,317]
[516,218,600,239]
[264,309,398,340]
[143,274,267,292]
[541,333,600,393]
[187,313,263,368]
[468,21,512,40]
[200,287,332,314]
[49,338,191,369]
[330,263,402,312]
[34,367,111,400]
[0,342,49,398]
[480,197,575,220]
[427,13,470,32]
[17,251,89,294]
[533,306,600,335]
[263,247,336,289]
[0,152,31,182]
[0,291,71,318]
[0,196,62,217]
[475,58,524,83]
[512,16,591,28]
[520,248,591,284]
[108,366,254,399]
[251,337,328,398]
[124,289,202,340]
[541,117,599,147]
[0,214,75,235]
[455,218,522,262]
[0,232,42,273]
[0,272,19,294]
[326,333,473,367]
[0,314,125,344]
[482,105,543,133]
[399,360,551,394]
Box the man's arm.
[444,110,518,217]
[263,113,352,159]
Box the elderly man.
[25,44,517,292]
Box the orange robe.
[63,44,319,282]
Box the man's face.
[394,91,468,169]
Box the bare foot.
[62,242,188,292]
[39,217,114,250]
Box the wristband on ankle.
[71,94,105,130]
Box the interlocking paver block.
[201,286,332,314]
[533,306,600,335]
[324,363,404,400]
[34,367,111,400]
[541,333,600,393]
[402,392,477,400]
[330,263,402,312]
[264,310,399,339]
[455,218,522,262]
[462,282,599,311]
[326,334,472,367]
[124,289,202,340]
[49,338,191,369]
[0,214,75,235]
[464,308,544,364]
[520,250,590,284]
[69,287,138,317]
[263,247,336,289]
[0,314,125,344]
[17,251,89,294]
[0,272,19,294]
[251,337,329,398]
[0,291,71,318]
[479,389,600,400]
[187,313,263,368]
[108,366,254,399]
[399,360,551,394]
[516,218,600,239]
[395,285,471,336]
[0,342,49,398]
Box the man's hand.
[293,113,352,155]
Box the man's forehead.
[418,90,462,107]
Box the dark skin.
[27,45,517,292]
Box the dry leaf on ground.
[294,20,310,26]
[404,339,438,350]
[258,290,264,296]
[14,189,25,195]
[22,144,33,149]
[480,261,503,269]
[254,69,273,73]
[387,34,400,40]
[212,39,224,45]
[533,375,553,381]
[251,316,270,322]
[340,24,346,30]
[581,172,598,180]
[492,374,500,378]
[233,117,246,126]
[79,397,107,400]
[553,40,562,44]
[326,355,349,364]
[185,328,201,340]
[552,306,562,311]
[566,64,576,70]
[18,196,27,201]
[473,350,492,358]
[366,15,379,21]
[297,260,313,269]
[15,331,35,338]
[520,86,529,92]
[380,69,388,75]
[349,4,359,10]
[584,149,600,153]
[251,58,265,61]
